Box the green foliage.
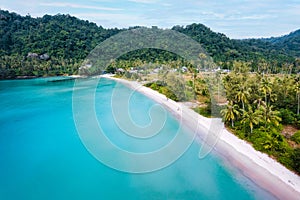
[278,151,294,170]
[193,106,211,118]
[250,128,289,154]
[222,70,300,174]
[240,106,262,134]
[194,103,224,118]
[278,108,296,124]
[158,87,178,101]
[1,10,299,79]
[0,10,119,78]
[262,30,300,58]
[173,23,297,73]
[221,100,240,127]
[292,148,300,174]
[291,131,300,144]
[144,82,178,101]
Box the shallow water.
[0,77,275,199]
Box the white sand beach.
[103,75,300,200]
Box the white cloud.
[224,14,275,21]
[128,0,158,4]
[200,11,226,19]
[40,2,123,11]
[74,12,137,20]
[73,12,140,28]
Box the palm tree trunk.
[193,72,196,99]
[297,93,299,115]
[265,94,267,106]
[231,119,234,127]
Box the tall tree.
[260,104,281,127]
[236,85,251,110]
[221,101,240,127]
[260,77,272,105]
[253,96,265,109]
[241,106,262,134]
[294,76,300,115]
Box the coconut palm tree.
[294,76,300,115]
[260,104,281,127]
[221,101,240,127]
[241,106,262,134]
[260,77,272,104]
[253,96,265,109]
[236,85,251,110]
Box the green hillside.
[0,9,299,79]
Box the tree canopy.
[0,9,299,79]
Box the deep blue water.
[0,77,275,199]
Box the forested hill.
[263,29,300,57]
[0,9,299,79]
[0,10,120,61]
[173,24,299,70]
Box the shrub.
[278,108,295,124]
[251,127,289,154]
[292,148,300,174]
[159,86,178,101]
[234,129,247,139]
[291,131,300,144]
[193,107,211,117]
[278,152,294,170]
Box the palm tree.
[260,77,272,104]
[221,101,240,127]
[241,106,262,134]
[236,85,251,110]
[260,104,281,127]
[188,66,198,99]
[253,96,265,109]
[294,76,300,115]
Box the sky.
[1,0,300,39]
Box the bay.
[0,78,274,199]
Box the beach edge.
[103,75,300,200]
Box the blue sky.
[1,0,299,39]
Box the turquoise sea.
[0,77,275,199]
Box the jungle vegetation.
[1,9,300,78]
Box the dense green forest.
[0,10,121,78]
[219,68,300,174]
[173,25,299,73]
[1,9,300,79]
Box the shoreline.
[104,75,300,200]
[0,74,85,81]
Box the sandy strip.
[102,75,300,199]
